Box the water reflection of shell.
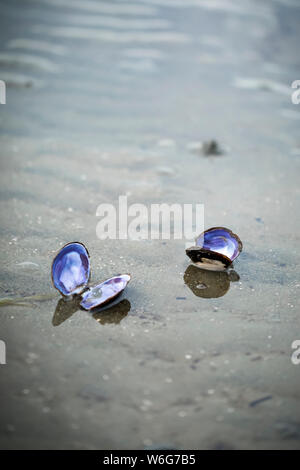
[184,265,239,298]
[93,299,131,325]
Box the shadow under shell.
[52,295,82,326]
[52,296,131,326]
[93,299,131,325]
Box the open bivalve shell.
[51,243,131,311]
[186,227,242,271]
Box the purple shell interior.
[196,228,240,262]
[52,242,90,296]
[80,274,130,310]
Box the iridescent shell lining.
[51,242,90,296]
[80,274,131,311]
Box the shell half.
[51,242,90,296]
[80,274,131,311]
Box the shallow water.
[0,0,300,450]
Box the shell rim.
[51,241,91,297]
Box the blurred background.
[0,0,300,450]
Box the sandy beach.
[0,0,300,449]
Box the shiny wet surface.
[0,0,300,449]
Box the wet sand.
[0,0,300,449]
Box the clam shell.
[51,242,90,296]
[80,274,131,311]
[186,227,242,271]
